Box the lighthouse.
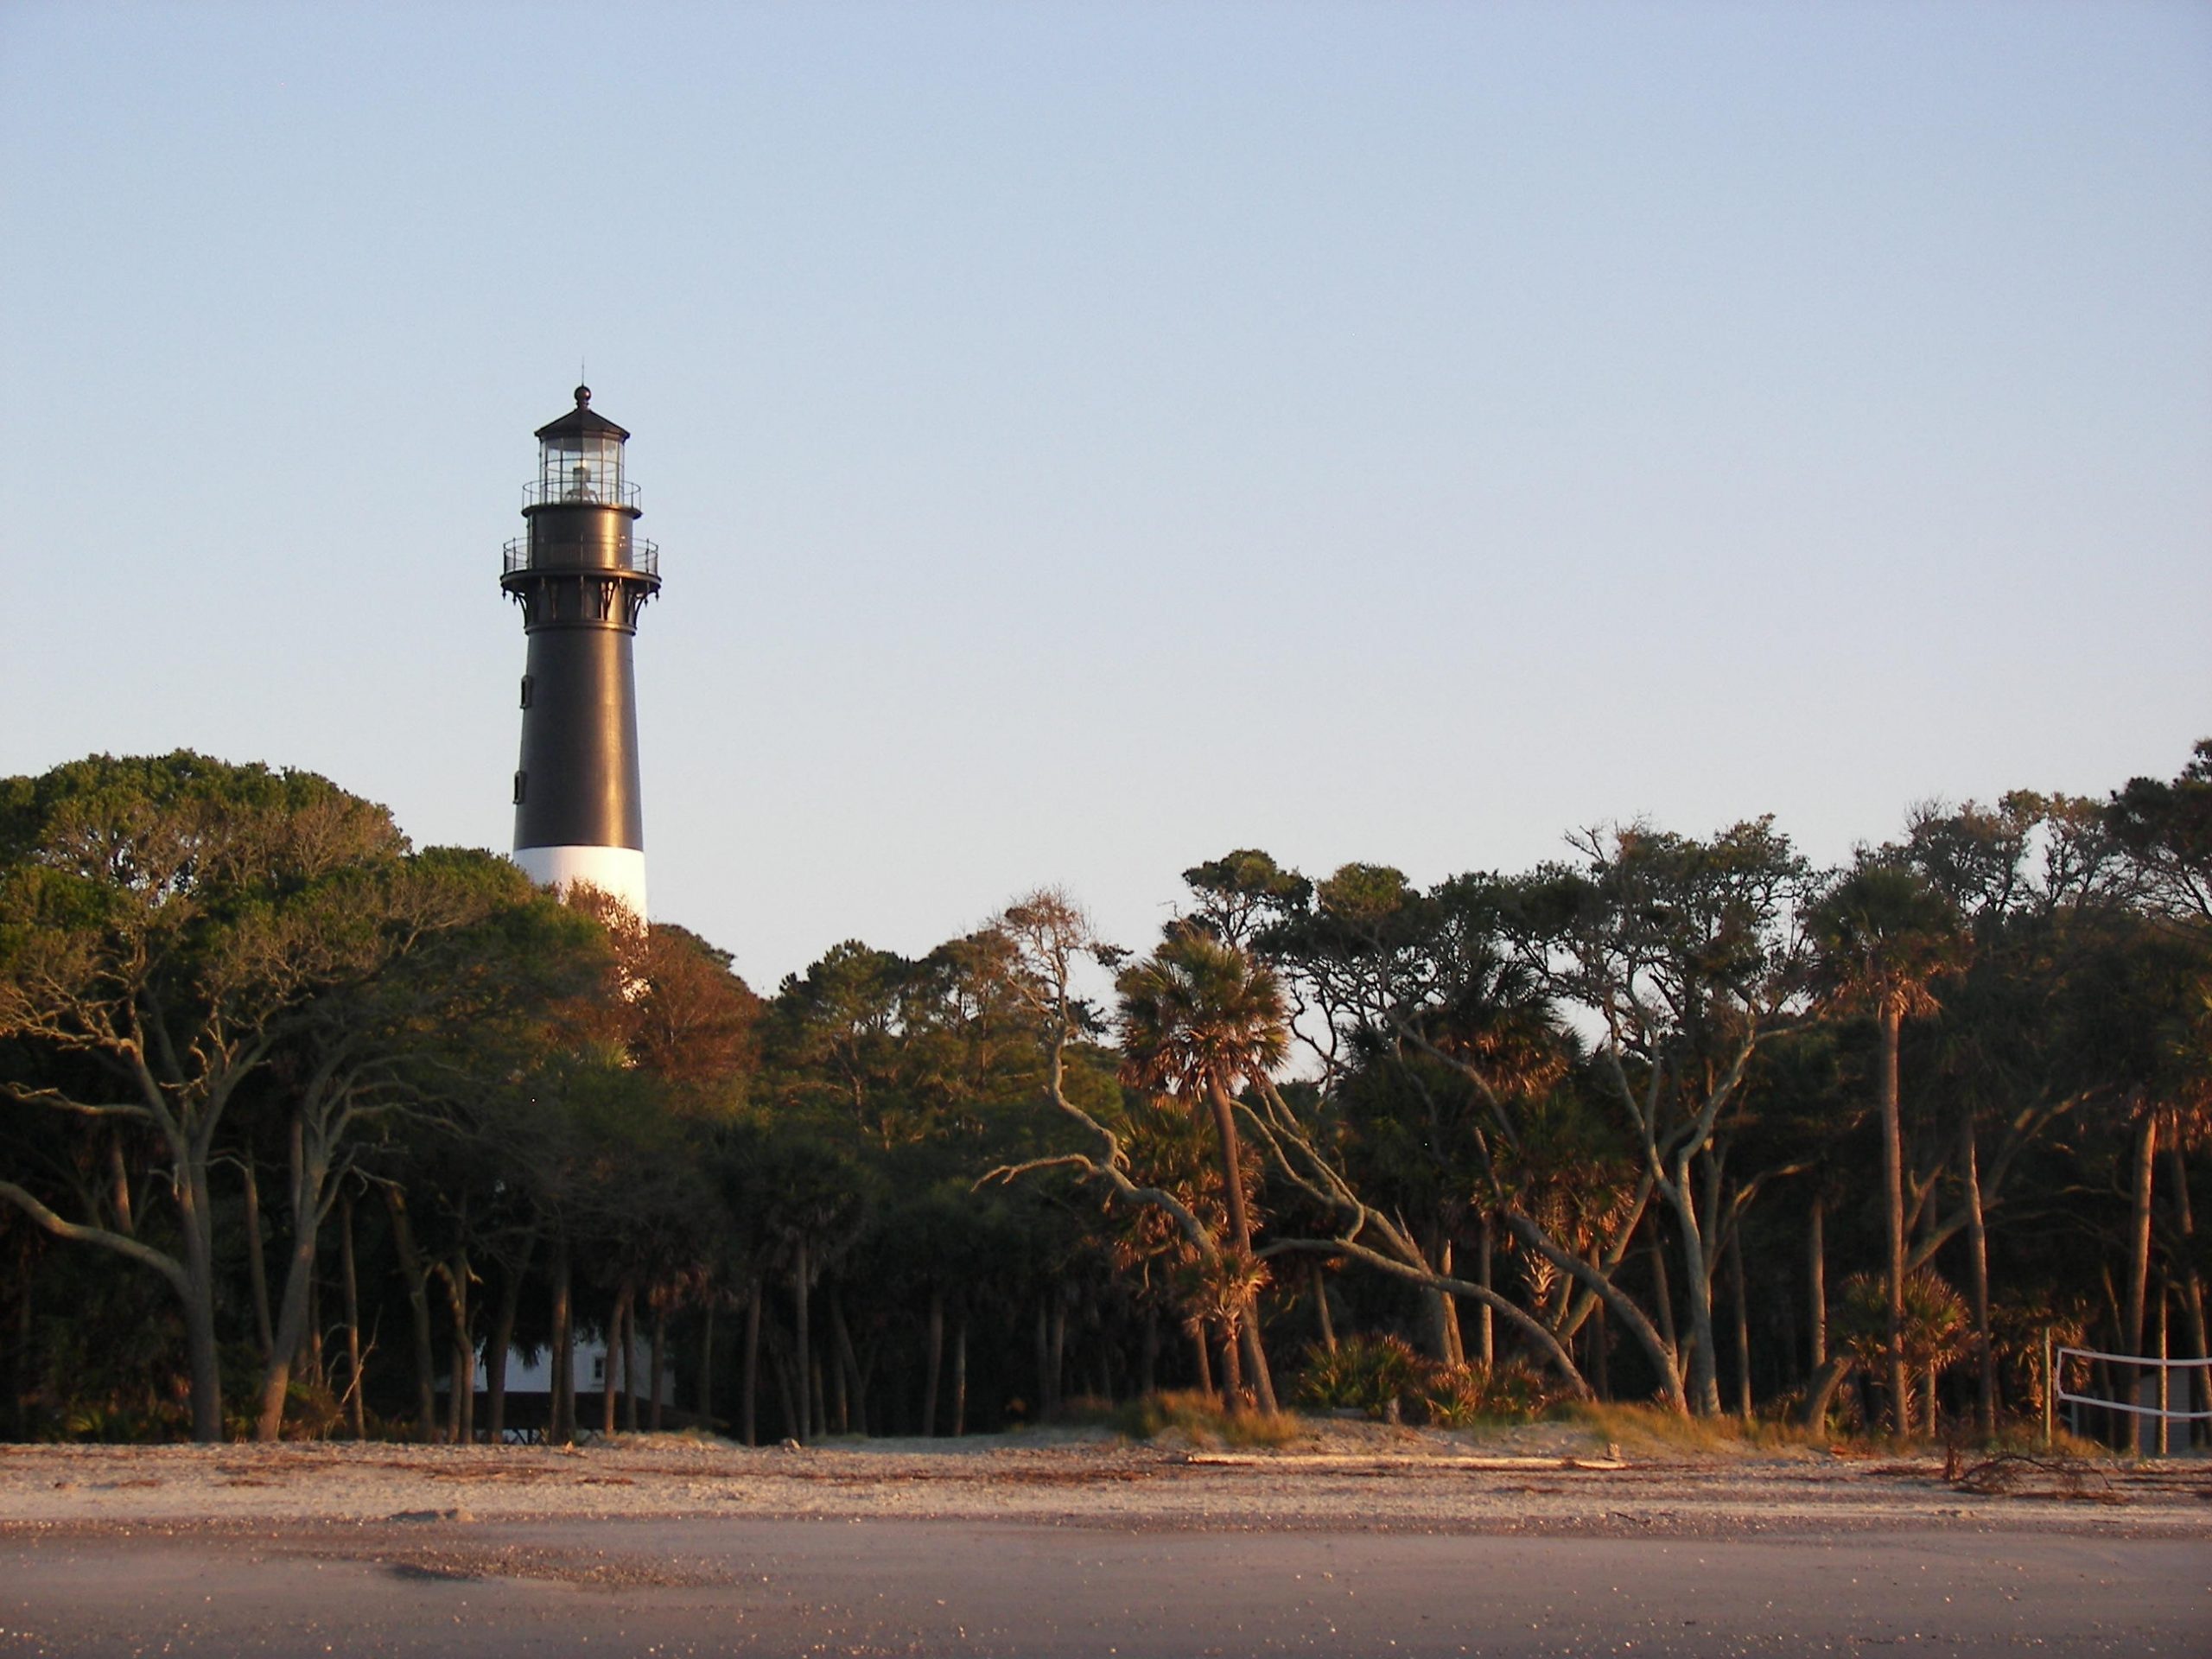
[500,386,661,921]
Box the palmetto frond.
[1116,929,1288,1103]
[1808,864,1967,1022]
[1835,1268,1971,1372]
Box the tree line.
[1,744,2205,1446]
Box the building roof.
[534,385,630,443]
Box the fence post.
[2041,1328,2054,1450]
[2156,1294,2170,1459]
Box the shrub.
[1417,1364,1488,1427]
[60,1402,180,1443]
[1111,1389,1301,1447]
[1049,1394,1121,1428]
[1293,1335,1425,1417]
[279,1376,347,1441]
[1834,1268,1970,1375]
[1559,1399,1832,1454]
[1420,1358,1552,1426]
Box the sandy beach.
[4,1424,2207,1539]
[3,1430,2208,1656]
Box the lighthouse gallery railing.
[502,538,658,578]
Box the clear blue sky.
[4,3,2208,990]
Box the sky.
[3,3,2208,992]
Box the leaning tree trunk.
[1529,1217,1681,1415]
[1961,1113,1998,1440]
[1310,1262,1336,1355]
[1435,1236,1464,1363]
[255,1222,319,1440]
[302,1241,323,1391]
[1807,1194,1827,1376]
[623,1288,641,1433]
[1477,1217,1495,1368]
[107,1130,136,1237]
[1649,1233,1678,1357]
[1422,1225,1458,1363]
[1033,1298,1055,1421]
[1204,1079,1278,1412]
[620,1282,640,1433]
[1878,1001,1910,1436]
[951,1319,968,1437]
[11,1239,33,1440]
[442,1243,474,1446]
[1664,1167,1724,1416]
[650,1300,667,1432]
[2164,1140,2209,1443]
[834,1296,868,1436]
[827,1322,849,1433]
[486,1249,528,1445]
[383,1188,439,1442]
[1589,1300,1611,1400]
[301,1132,325,1407]
[771,1341,799,1441]
[695,1301,715,1434]
[241,1143,275,1366]
[340,1191,365,1440]
[550,1236,575,1444]
[1236,1325,1271,1411]
[921,1285,944,1437]
[1726,1228,1753,1420]
[2123,1106,2158,1429]
[175,1158,226,1443]
[603,1282,632,1437]
[254,1113,330,1442]
[791,1240,811,1443]
[741,1276,761,1446]
[1047,1286,1068,1418]
[1800,1352,1856,1429]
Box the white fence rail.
[2054,1346,2212,1421]
[2051,1344,2211,1454]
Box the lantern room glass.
[537,432,626,505]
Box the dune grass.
[1111,1389,1306,1448]
[1557,1401,2118,1460]
[1556,1401,1840,1457]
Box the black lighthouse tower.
[501,386,660,919]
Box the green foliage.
[1292,1334,1426,1415]
[1116,927,1289,1104]
[1181,851,1313,949]
[29,1259,193,1441]
[1418,1358,1553,1427]
[1835,1269,1970,1375]
[6,741,2210,1449]
[1111,1389,1302,1447]
[2107,739,2212,925]
[1808,862,1969,1022]
[1293,1338,1553,1426]
[1559,1401,1833,1455]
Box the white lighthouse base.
[514,845,648,925]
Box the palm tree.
[1117,926,1289,1410]
[1835,1268,1970,1437]
[1809,863,1966,1435]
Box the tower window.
[519,675,534,709]
[512,770,526,804]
